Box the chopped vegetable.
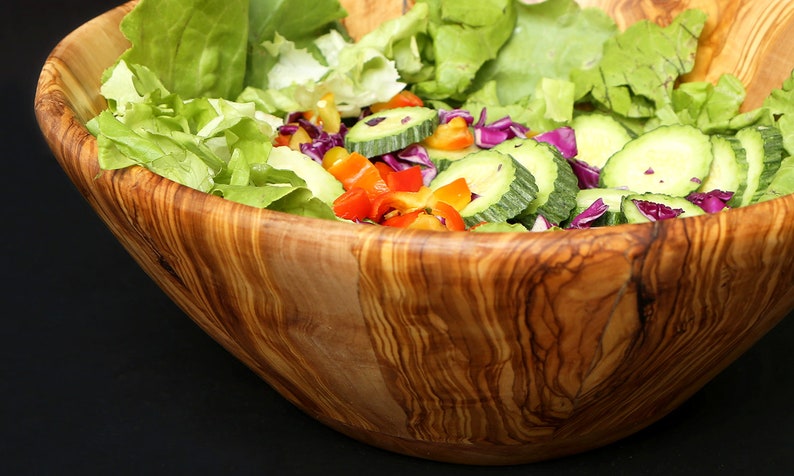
[422,117,475,151]
[88,0,794,233]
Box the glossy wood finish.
[35,0,794,465]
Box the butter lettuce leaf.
[248,0,347,46]
[412,0,517,101]
[469,0,616,106]
[118,0,249,99]
[573,8,707,120]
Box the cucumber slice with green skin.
[494,138,579,225]
[570,113,634,169]
[570,187,636,227]
[728,125,784,207]
[344,106,438,158]
[430,149,538,227]
[621,193,704,224]
[599,124,713,197]
[427,144,480,173]
[758,155,794,202]
[469,222,529,233]
[267,146,344,206]
[699,134,748,197]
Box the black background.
[4,1,793,474]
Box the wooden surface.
[34,0,794,465]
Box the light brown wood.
[35,0,794,465]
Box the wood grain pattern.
[34,0,794,465]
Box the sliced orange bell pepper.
[422,116,474,151]
[380,187,434,213]
[370,90,424,113]
[431,177,472,211]
[323,147,390,199]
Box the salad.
[88,0,794,232]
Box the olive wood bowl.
[35,0,794,466]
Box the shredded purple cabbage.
[438,108,474,125]
[686,189,734,213]
[534,126,578,159]
[632,199,684,221]
[473,108,529,148]
[278,124,300,136]
[285,112,303,124]
[380,144,438,185]
[295,118,323,139]
[568,158,601,189]
[298,124,348,163]
[568,199,609,229]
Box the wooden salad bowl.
[35,0,794,465]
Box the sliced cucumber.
[599,124,713,197]
[429,149,538,227]
[344,106,438,158]
[570,187,635,226]
[621,192,704,223]
[570,112,634,169]
[469,222,529,233]
[698,134,748,196]
[266,146,344,206]
[493,138,579,225]
[758,155,794,202]
[728,125,784,207]
[426,144,480,172]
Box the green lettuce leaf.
[469,0,617,107]
[412,0,517,101]
[118,0,249,99]
[462,77,576,132]
[248,0,347,46]
[573,8,707,120]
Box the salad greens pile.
[87,0,794,230]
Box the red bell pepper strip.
[430,201,466,231]
[386,165,424,192]
[370,90,424,113]
[374,161,395,181]
[382,209,424,228]
[332,187,372,221]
